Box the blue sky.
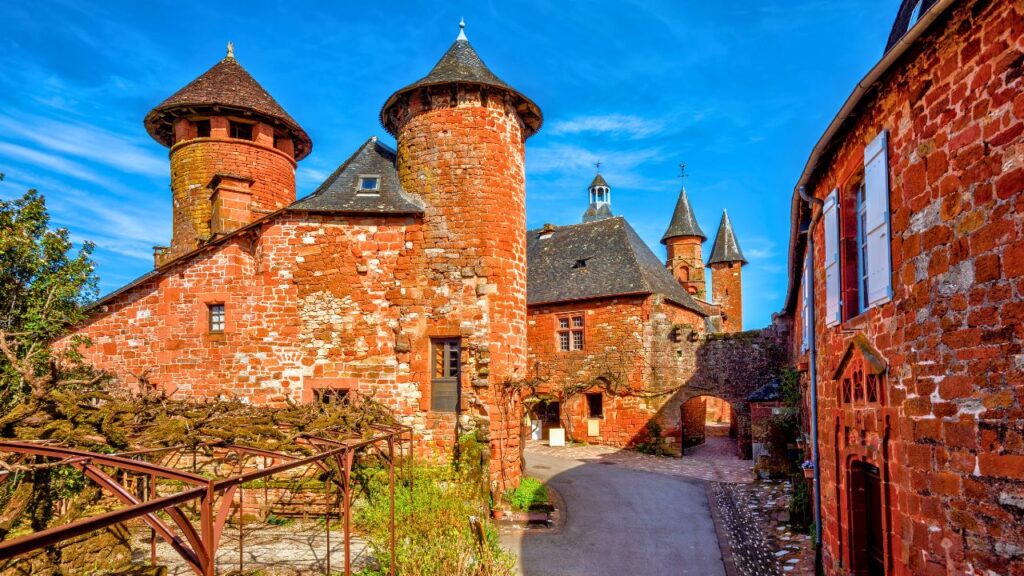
[0,1,898,328]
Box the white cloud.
[0,113,165,178]
[548,114,664,139]
[0,141,107,185]
[527,144,661,175]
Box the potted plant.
[801,459,815,479]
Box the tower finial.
[226,41,234,59]
[679,162,687,180]
[595,160,602,173]
[457,18,467,41]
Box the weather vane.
[679,162,688,180]
[595,161,602,173]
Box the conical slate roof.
[707,211,747,265]
[380,23,542,137]
[661,186,705,243]
[590,173,609,188]
[144,48,311,159]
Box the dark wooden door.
[864,464,885,575]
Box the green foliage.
[355,464,516,576]
[506,477,547,511]
[634,421,669,456]
[778,367,802,410]
[788,474,813,531]
[264,513,292,526]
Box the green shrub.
[355,464,515,576]
[506,477,547,511]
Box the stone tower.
[582,172,613,222]
[707,210,747,332]
[380,22,542,491]
[661,185,707,299]
[144,43,311,265]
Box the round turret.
[145,44,311,263]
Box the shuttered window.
[801,253,811,352]
[863,131,893,307]
[823,189,841,327]
[430,338,461,412]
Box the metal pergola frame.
[0,423,414,576]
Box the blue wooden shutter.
[864,131,893,307]
[823,189,841,327]
[801,252,811,351]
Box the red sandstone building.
[524,175,750,449]
[781,0,1024,574]
[63,25,544,492]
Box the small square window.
[586,392,603,419]
[558,318,569,329]
[315,388,350,405]
[357,176,380,194]
[208,303,225,333]
[229,121,253,141]
[195,120,211,138]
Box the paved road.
[502,451,727,576]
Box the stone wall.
[710,261,743,332]
[792,1,1024,573]
[527,293,789,455]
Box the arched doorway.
[680,395,736,452]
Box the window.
[357,176,380,194]
[557,314,584,352]
[195,119,211,138]
[430,338,461,412]
[315,388,350,405]
[856,183,869,314]
[907,0,925,30]
[208,303,225,332]
[229,121,253,140]
[586,392,603,419]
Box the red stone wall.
[165,117,297,261]
[710,262,743,332]
[795,1,1024,573]
[526,295,706,449]
[389,84,529,492]
[666,236,706,299]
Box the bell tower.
[144,43,311,265]
[707,210,747,332]
[661,183,707,299]
[380,21,542,492]
[583,168,613,222]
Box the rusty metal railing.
[0,423,413,576]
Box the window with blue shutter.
[863,131,893,307]
[823,189,841,327]
[801,252,811,352]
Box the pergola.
[0,423,413,576]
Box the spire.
[707,210,747,265]
[661,185,705,243]
[379,22,543,137]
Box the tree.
[0,186,102,433]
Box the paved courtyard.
[524,436,754,484]
[502,450,728,576]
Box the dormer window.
[229,121,253,141]
[907,0,924,30]
[357,176,380,195]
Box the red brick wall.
[389,84,529,491]
[710,261,743,332]
[795,2,1024,573]
[526,295,706,449]
[166,117,297,260]
[665,235,706,299]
